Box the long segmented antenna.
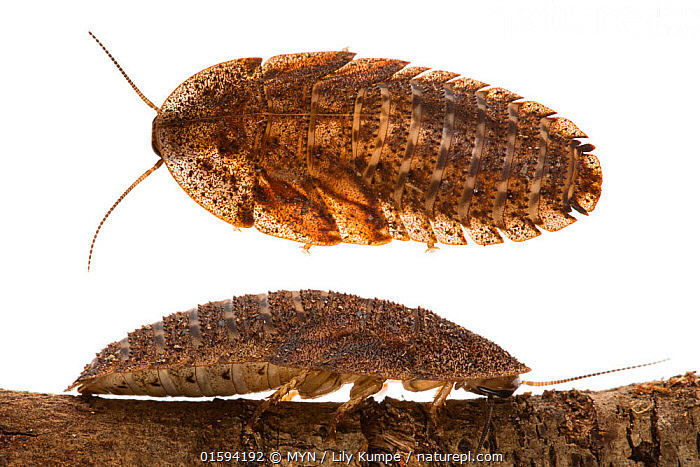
[522,359,669,387]
[87,160,164,271]
[88,32,159,112]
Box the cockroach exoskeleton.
[67,290,662,449]
[86,33,602,270]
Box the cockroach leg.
[329,376,385,440]
[247,370,310,432]
[426,382,454,435]
[429,382,454,418]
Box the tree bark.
[1,372,698,466]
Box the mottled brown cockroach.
[67,290,661,443]
[87,33,602,269]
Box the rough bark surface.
[1,373,698,466]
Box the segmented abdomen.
[68,290,528,397]
[157,52,601,246]
[301,61,600,245]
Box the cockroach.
[87,33,602,270]
[67,289,661,448]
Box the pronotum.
[67,290,660,443]
[87,33,602,269]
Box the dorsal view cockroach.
[87,33,602,269]
[67,290,661,448]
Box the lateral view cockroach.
[67,290,660,445]
[87,33,602,269]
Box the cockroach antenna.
[520,359,670,387]
[87,160,163,271]
[86,32,163,271]
[474,358,669,454]
[88,32,158,111]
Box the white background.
[1,1,698,404]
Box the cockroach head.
[151,116,162,157]
[455,374,522,399]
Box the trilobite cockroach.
[87,33,602,269]
[67,290,660,443]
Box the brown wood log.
[1,372,698,466]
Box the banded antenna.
[88,32,158,111]
[522,359,669,387]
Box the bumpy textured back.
[154,52,601,247]
[68,290,529,396]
